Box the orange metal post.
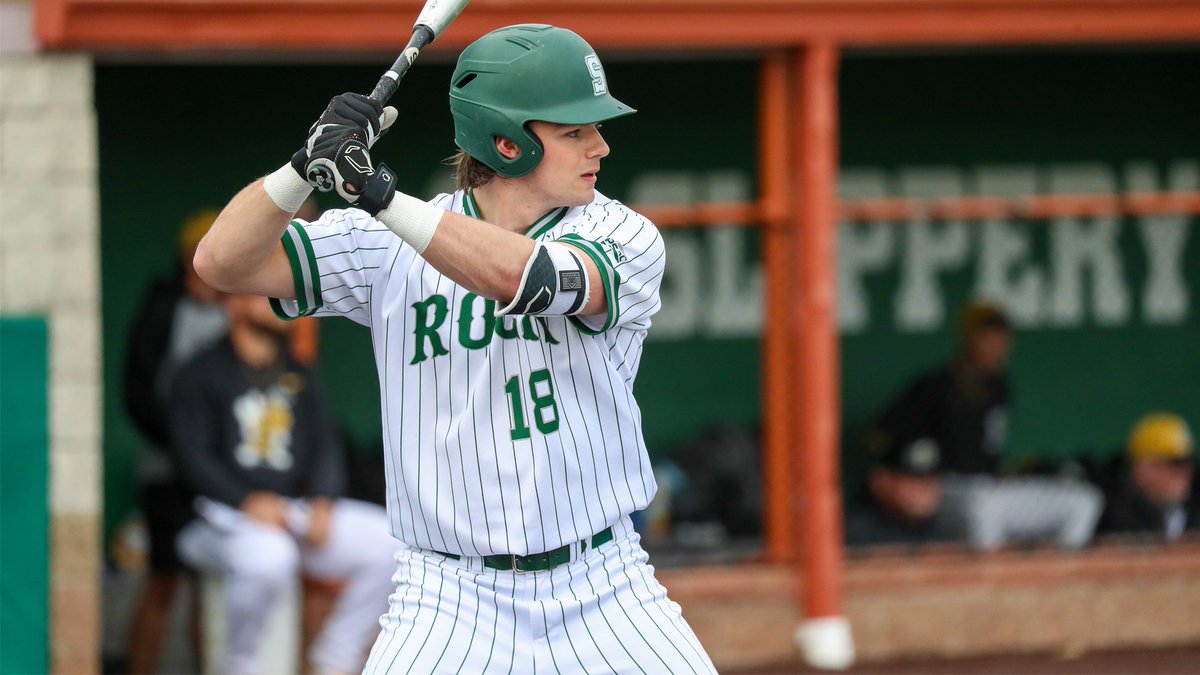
[789,43,845,623]
[291,317,319,366]
[759,52,795,564]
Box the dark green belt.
[437,527,614,573]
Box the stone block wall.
[658,542,1200,672]
[0,53,101,674]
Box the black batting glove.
[292,93,391,174]
[292,93,398,214]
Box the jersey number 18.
[504,369,560,440]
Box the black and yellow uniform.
[867,360,1011,475]
[1089,455,1199,542]
[168,338,345,508]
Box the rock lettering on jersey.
[410,292,560,364]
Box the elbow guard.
[496,242,591,317]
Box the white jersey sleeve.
[553,200,665,334]
[268,208,403,326]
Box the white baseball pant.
[363,515,716,674]
[177,497,397,674]
[942,474,1104,550]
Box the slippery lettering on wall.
[639,161,1196,339]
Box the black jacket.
[1088,455,1199,542]
[123,276,187,447]
[867,360,1011,475]
[168,339,346,508]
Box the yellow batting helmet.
[178,209,220,258]
[1128,413,1194,462]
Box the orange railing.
[36,1,1200,51]
[636,190,1200,228]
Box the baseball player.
[196,23,715,674]
[169,294,397,674]
[871,301,1102,550]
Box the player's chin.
[559,191,593,208]
[568,182,597,205]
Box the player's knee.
[228,532,301,583]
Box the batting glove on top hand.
[292,93,400,214]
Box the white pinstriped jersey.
[271,190,664,556]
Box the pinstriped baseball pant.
[364,516,716,674]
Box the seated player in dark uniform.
[170,294,396,675]
[866,300,1101,550]
[1090,413,1197,543]
[846,438,959,547]
[867,301,1012,476]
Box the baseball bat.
[368,0,471,104]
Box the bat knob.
[307,165,336,192]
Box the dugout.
[2,1,1198,671]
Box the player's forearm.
[380,201,609,315]
[419,210,535,303]
[194,177,295,298]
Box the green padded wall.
[0,317,50,674]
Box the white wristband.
[263,163,313,215]
[376,191,443,254]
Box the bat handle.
[369,25,436,104]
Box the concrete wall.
[0,52,102,674]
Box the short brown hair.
[449,150,497,190]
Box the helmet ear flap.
[509,125,544,178]
[493,127,542,178]
[494,135,520,160]
[492,128,544,178]
[451,103,543,178]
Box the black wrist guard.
[354,163,398,216]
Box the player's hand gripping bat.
[300,0,470,203]
[369,0,472,104]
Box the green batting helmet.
[449,24,636,178]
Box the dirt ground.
[730,644,1200,674]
